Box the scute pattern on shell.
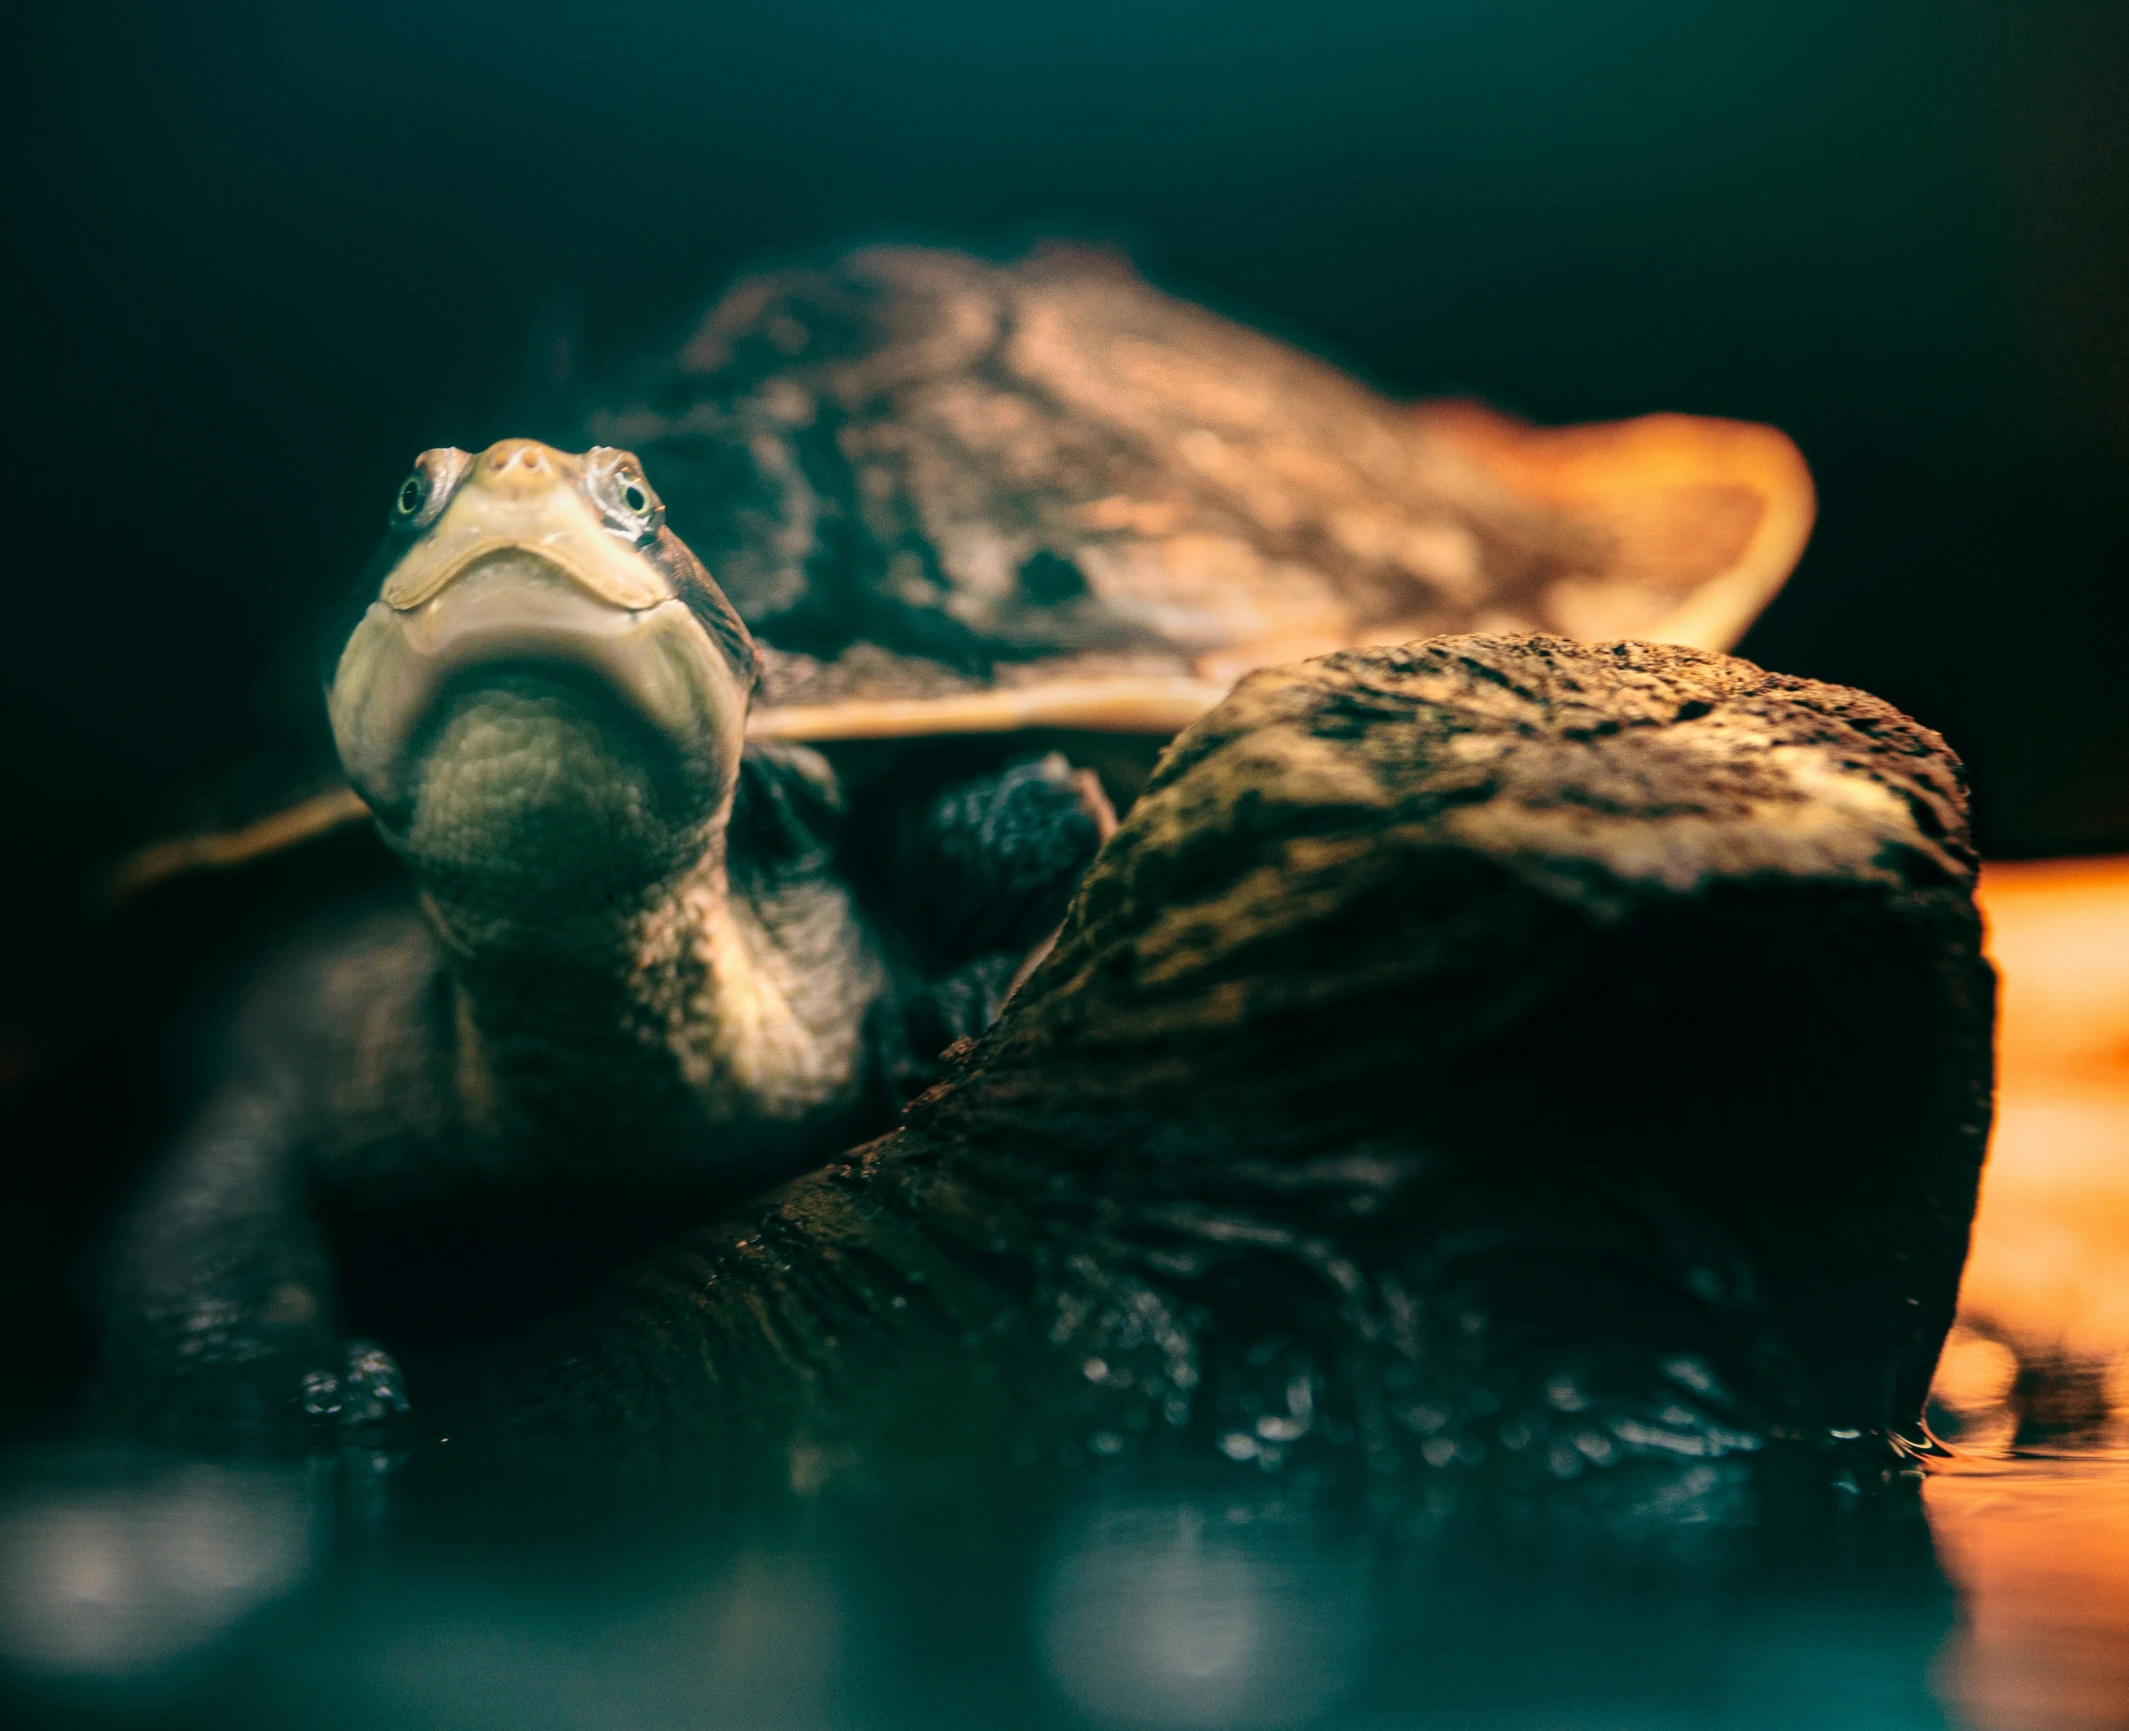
[589,247,1807,715]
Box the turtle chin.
[396,672,718,950]
[328,552,748,952]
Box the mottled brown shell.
[111,245,1817,895]
[592,244,1814,743]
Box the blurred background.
[9,11,2129,1723]
[5,0,2129,987]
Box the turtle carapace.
[96,246,1820,1431]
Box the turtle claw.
[299,1340,410,1428]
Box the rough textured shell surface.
[589,244,1815,742]
[110,244,1818,893]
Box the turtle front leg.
[891,752,1118,1062]
[100,1081,408,1434]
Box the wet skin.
[89,478,1982,1485]
[99,441,1109,1429]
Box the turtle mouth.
[328,549,746,824]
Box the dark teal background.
[6,0,2127,955]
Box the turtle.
[91,244,1818,1430]
[374,634,1994,1491]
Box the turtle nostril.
[476,441,560,494]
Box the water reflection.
[1895,860,2129,1727]
[1922,1325,2129,1731]
[1037,1490,1369,1728]
[341,1549,852,1731]
[0,1442,1973,1730]
[0,1451,315,1679]
[8,862,2129,1726]
[1927,1455,2129,1731]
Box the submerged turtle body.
[87,246,1820,1432]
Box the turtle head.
[328,439,758,936]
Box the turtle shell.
[110,243,1815,897]
[590,243,1815,744]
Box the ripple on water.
[1924,1328,2129,1731]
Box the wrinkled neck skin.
[391,679,882,1196]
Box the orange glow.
[1929,858,2129,1729]
[1961,858,2129,1368]
[1927,1459,2129,1731]
[1413,401,1818,651]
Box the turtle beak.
[327,442,747,823]
[375,441,675,613]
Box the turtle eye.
[386,447,470,530]
[583,446,665,539]
[591,451,664,539]
[610,467,659,522]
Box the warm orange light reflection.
[1929,857,2129,1731]
[1927,1460,2129,1731]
